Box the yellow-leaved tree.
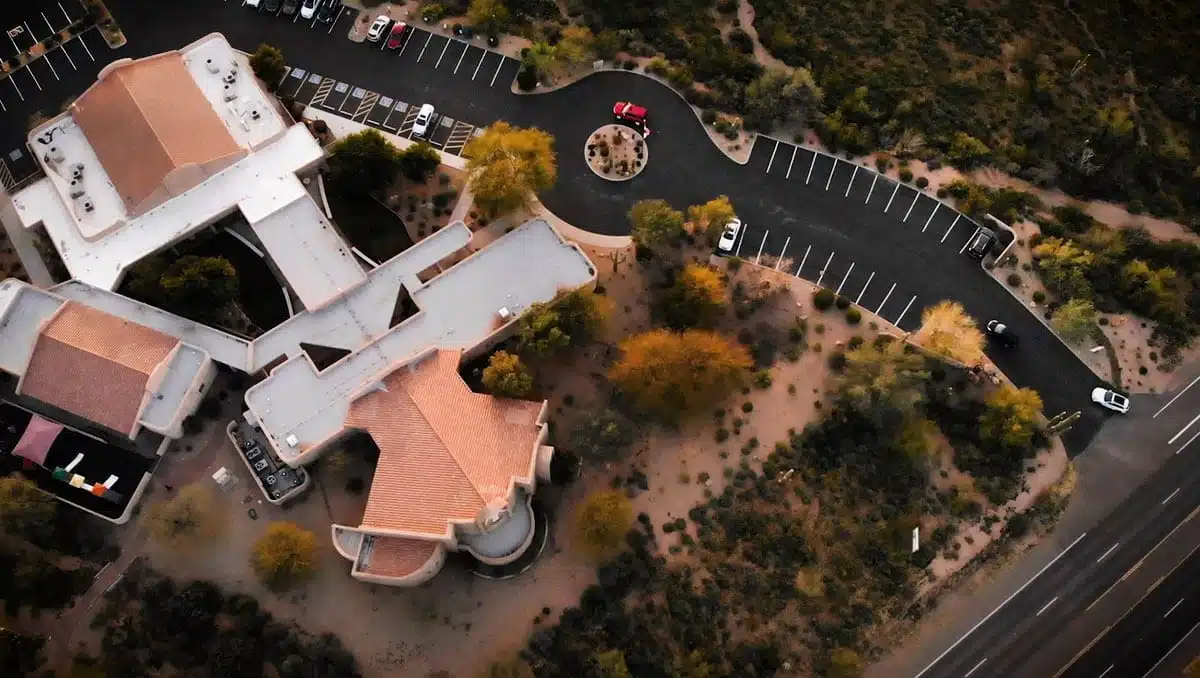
[662,264,728,329]
[609,329,751,422]
[574,490,633,561]
[251,521,317,590]
[686,195,735,242]
[463,122,556,216]
[913,300,985,366]
[979,384,1044,450]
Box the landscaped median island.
[585,124,648,181]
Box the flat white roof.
[183,34,286,151]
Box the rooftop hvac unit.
[249,108,261,121]
[68,178,84,199]
[205,57,220,74]
[497,307,512,321]
[285,433,299,447]
[223,84,238,102]
[81,199,94,214]
[222,71,237,84]
[69,163,84,179]
[46,146,65,164]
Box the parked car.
[717,217,742,254]
[613,101,652,137]
[964,225,996,260]
[412,103,435,138]
[263,0,281,12]
[300,0,319,18]
[367,15,392,42]
[245,0,262,7]
[985,320,1019,347]
[386,22,412,50]
[316,0,339,23]
[1091,387,1130,414]
[282,0,299,15]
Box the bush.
[1007,273,1021,286]
[715,428,730,442]
[899,168,914,182]
[828,351,848,371]
[916,176,929,189]
[701,109,718,125]
[1033,290,1046,303]
[835,295,851,310]
[845,307,862,324]
[813,288,837,310]
[516,65,538,91]
[741,401,754,413]
[753,370,772,389]
[728,28,754,54]
[937,188,948,198]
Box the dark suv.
[317,0,340,23]
[965,226,997,260]
[986,320,1019,347]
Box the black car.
[317,0,340,23]
[281,0,299,15]
[986,319,1019,347]
[965,225,997,260]
[263,0,281,12]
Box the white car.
[412,103,435,138]
[366,15,391,42]
[717,217,742,254]
[246,0,262,6]
[300,0,320,19]
[1091,387,1130,414]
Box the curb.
[584,124,648,182]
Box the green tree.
[516,288,608,357]
[629,199,685,254]
[593,649,632,678]
[828,647,865,678]
[555,26,595,66]
[397,142,441,183]
[569,409,636,461]
[146,484,218,543]
[159,255,239,320]
[575,490,633,560]
[947,131,991,168]
[467,0,510,35]
[251,522,316,590]
[463,122,556,216]
[481,351,533,398]
[327,129,402,196]
[914,300,986,366]
[249,44,286,90]
[522,41,558,78]
[0,628,45,677]
[686,195,735,242]
[1032,237,1095,299]
[661,264,728,329]
[979,385,1044,450]
[839,341,929,413]
[1051,298,1098,344]
[744,67,823,126]
[0,475,56,543]
[609,329,751,422]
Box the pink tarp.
[12,414,64,467]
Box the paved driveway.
[18,0,1113,452]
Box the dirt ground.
[379,163,467,244]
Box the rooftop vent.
[285,433,299,447]
[497,307,512,321]
[223,84,238,103]
[68,178,84,199]
[205,57,220,74]
[45,146,65,164]
[69,163,84,179]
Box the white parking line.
[844,165,858,197]
[959,229,975,254]
[816,252,834,286]
[1176,426,1200,455]
[453,43,470,73]
[9,72,25,101]
[824,158,837,191]
[328,7,346,34]
[42,12,56,36]
[734,222,748,257]
[865,173,878,204]
[785,145,797,179]
[77,29,95,61]
[856,271,874,305]
[921,202,941,233]
[43,51,62,80]
[26,62,44,91]
[434,38,452,68]
[472,50,487,80]
[835,262,854,295]
[754,230,769,264]
[895,295,917,326]
[964,659,987,678]
[1036,597,1058,616]
[490,56,505,86]
[776,236,790,269]
[1164,598,1185,618]
[765,139,779,174]
[884,183,900,212]
[59,2,73,25]
[875,283,895,314]
[796,245,811,276]
[417,32,433,62]
[0,98,5,112]
[902,192,920,222]
[60,40,78,69]
[805,153,816,184]
[1162,488,1180,504]
[941,214,961,243]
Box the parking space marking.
[352,91,378,122]
[367,95,392,125]
[381,100,408,131]
[471,50,488,80]
[817,252,834,286]
[416,32,433,62]
[902,191,920,222]
[339,85,366,115]
[765,139,779,174]
[77,28,95,61]
[42,50,62,80]
[754,230,769,264]
[775,236,790,269]
[490,55,505,86]
[856,271,875,305]
[734,222,748,257]
[884,183,900,212]
[58,40,78,70]
[434,37,452,68]
[785,145,798,179]
[41,12,56,36]
[805,152,816,184]
[959,226,980,254]
[0,97,5,112]
[310,77,336,107]
[824,157,837,191]
[9,73,24,101]
[844,165,858,197]
[285,67,307,96]
[25,61,44,91]
[59,2,74,25]
[876,283,896,315]
[895,295,918,327]
[941,214,961,243]
[442,120,475,155]
[796,245,811,276]
[836,262,854,296]
[922,202,941,233]
[328,7,348,34]
[865,173,878,204]
[453,42,469,73]
[397,29,414,56]
[397,107,420,136]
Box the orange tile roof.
[20,302,179,435]
[358,536,440,578]
[71,53,242,212]
[347,350,543,538]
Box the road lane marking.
[1164,597,1184,618]
[417,32,433,61]
[912,532,1088,678]
[816,252,834,286]
[856,271,874,305]
[754,230,768,264]
[865,173,878,203]
[1167,411,1200,444]
[785,145,797,178]
[1098,666,1113,678]
[884,183,900,212]
[1088,510,1199,613]
[1155,374,1200,418]
[472,50,487,80]
[490,56,505,86]
[895,295,917,326]
[776,236,790,269]
[1162,488,1180,504]
[1176,427,1200,454]
[796,245,811,276]
[876,283,895,315]
[844,165,858,197]
[825,158,837,191]
[805,153,816,184]
[902,192,920,222]
[1097,543,1119,563]
[434,38,452,68]
[1036,597,1058,616]
[765,139,779,174]
[921,202,941,232]
[964,659,986,677]
[1142,620,1200,678]
[942,213,961,243]
[836,262,854,296]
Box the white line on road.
[776,236,790,269]
[734,222,748,257]
[959,231,974,254]
[417,32,433,61]
[77,29,96,61]
[434,38,452,68]
[964,659,987,677]
[876,283,895,315]
[44,51,62,80]
[1097,543,1119,563]
[1141,620,1200,678]
[1168,412,1200,444]
[922,202,941,233]
[42,12,55,35]
[836,262,855,295]
[785,145,797,179]
[60,2,73,25]
[796,245,811,277]
[26,62,43,91]
[10,75,24,101]
[865,173,878,204]
[825,158,837,191]
[60,40,77,69]
[490,56,506,86]
[765,139,779,174]
[845,166,859,197]
[902,192,920,222]
[328,7,346,34]
[453,42,469,73]
[1155,374,1200,418]
[942,213,961,243]
[1036,597,1058,616]
[856,271,874,305]
[1164,598,1185,618]
[1176,426,1200,454]
[754,230,769,265]
[472,50,488,80]
[1162,488,1180,504]
[912,532,1088,678]
[1098,665,1114,678]
[895,295,917,326]
[816,252,834,286]
[806,153,816,184]
[884,183,900,212]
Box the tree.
[481,657,533,678]
[521,42,558,78]
[979,385,1044,450]
[0,475,57,543]
[555,26,595,66]
[661,264,727,329]
[516,288,608,357]
[0,628,44,677]
[593,649,632,678]
[1184,656,1200,678]
[827,647,865,678]
[1051,298,1098,344]
[575,491,632,560]
[463,122,556,216]
[914,301,985,366]
[629,199,685,254]
[568,409,636,461]
[839,340,929,413]
[251,522,316,590]
[609,330,751,422]
[686,195,735,242]
[482,351,533,398]
[249,44,286,90]
[397,142,441,183]
[744,67,823,127]
[160,255,239,320]
[146,484,218,543]
[326,129,402,196]
[946,131,991,168]
[467,0,509,35]
[1032,237,1095,299]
